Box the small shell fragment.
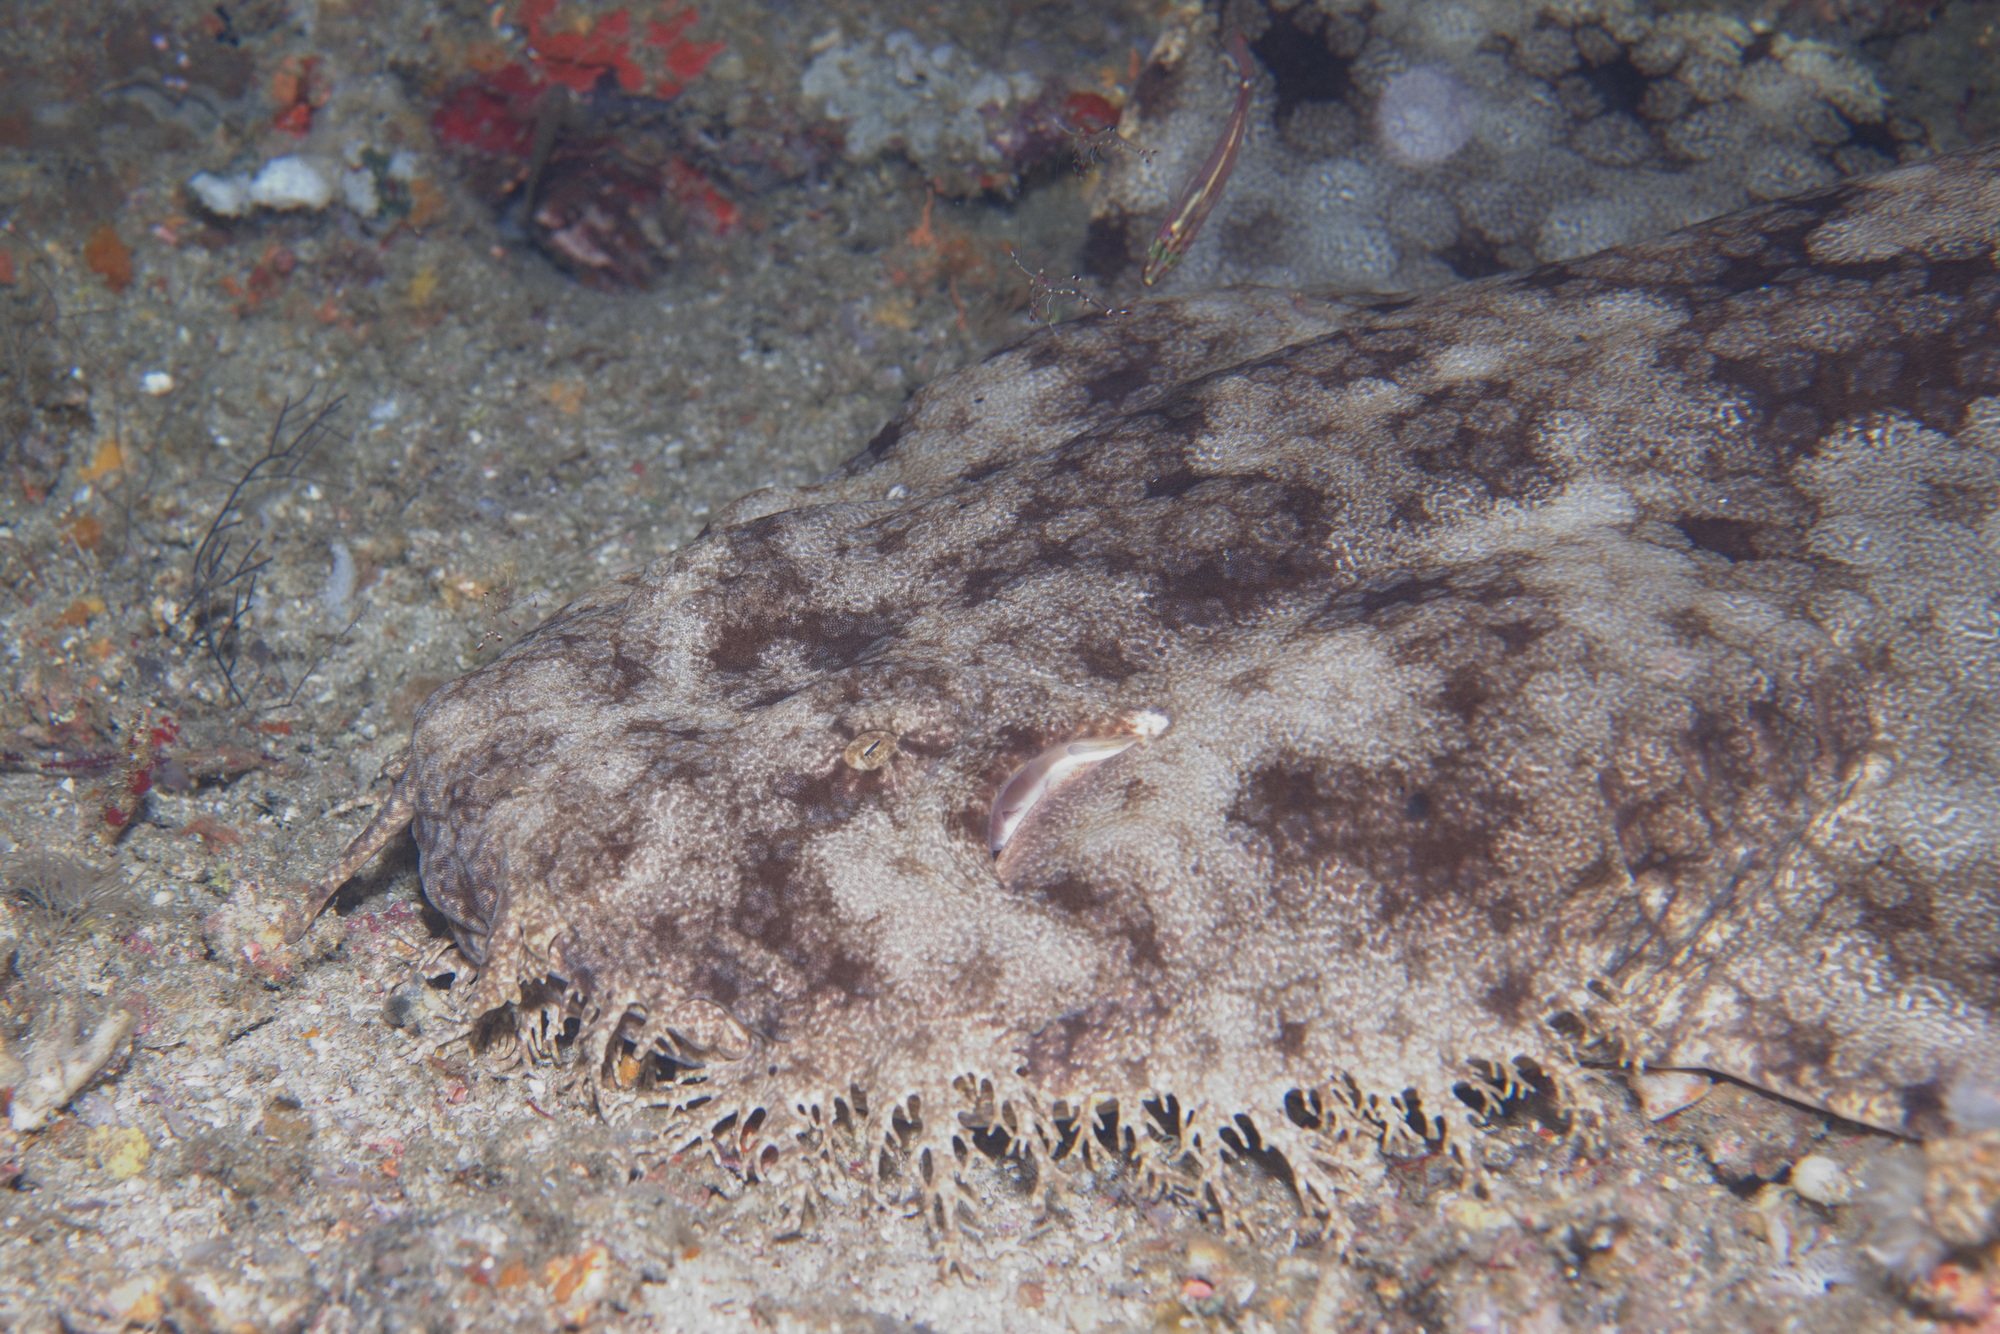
[843,730,899,771]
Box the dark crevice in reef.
[1577,51,1649,119]
[1249,7,1356,125]
[1079,213,1134,282]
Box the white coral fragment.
[189,155,336,218]
[8,1001,137,1132]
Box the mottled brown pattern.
[301,149,2000,1213]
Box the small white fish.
[988,711,1171,853]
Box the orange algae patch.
[543,1245,609,1304]
[269,55,328,136]
[84,224,133,292]
[406,175,449,229]
[63,514,107,549]
[517,0,722,98]
[54,596,106,629]
[79,439,128,484]
[1062,90,1120,134]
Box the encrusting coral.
[1092,4,1929,294]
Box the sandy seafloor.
[0,0,1996,1329]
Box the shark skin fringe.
[445,959,1606,1243]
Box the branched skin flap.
[305,149,2000,1211]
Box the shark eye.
[987,712,1171,854]
[843,730,899,771]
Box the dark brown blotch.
[1485,894,1526,936]
[1075,636,1143,683]
[1039,874,1100,915]
[960,566,1012,606]
[706,835,879,1031]
[1437,666,1490,722]
[1847,847,1941,982]
[771,763,870,830]
[686,941,746,1008]
[1481,968,1536,1026]
[1489,619,1549,654]
[820,948,878,999]
[1764,1016,1838,1085]
[1325,574,1450,626]
[1156,547,1323,629]
[604,637,655,703]
[730,845,805,954]
[1229,755,1521,919]
[1900,1078,1950,1138]
[1674,515,1764,563]
[707,607,898,676]
[1924,478,2000,528]
[1706,264,2000,460]
[1083,358,1153,408]
[1143,463,1203,499]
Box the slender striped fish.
[1142,33,1254,286]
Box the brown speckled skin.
[313,149,2000,1199]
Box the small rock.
[1791,1153,1854,1205]
[340,167,380,217]
[1630,1069,1714,1121]
[187,170,252,217]
[248,156,335,210]
[140,371,175,396]
[73,1089,120,1127]
[1445,1196,1516,1232]
[1183,1238,1230,1278]
[205,883,344,983]
[91,1276,164,1326]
